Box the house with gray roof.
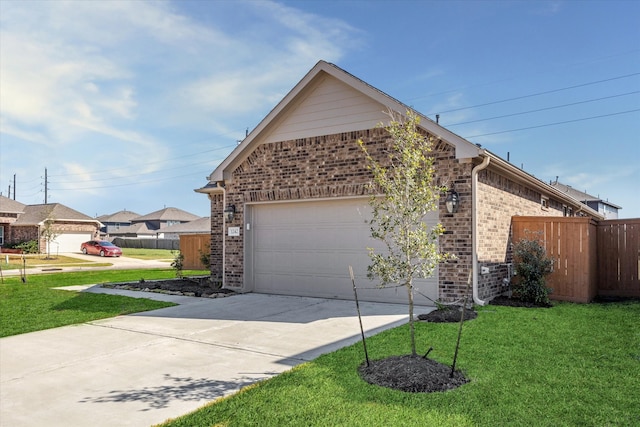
[0,195,26,246]
[97,209,140,235]
[158,216,210,239]
[0,197,102,253]
[196,60,605,305]
[550,180,621,219]
[108,207,200,239]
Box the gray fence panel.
[112,237,180,250]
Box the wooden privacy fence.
[512,217,598,303]
[512,216,640,302]
[597,219,640,298]
[179,234,210,270]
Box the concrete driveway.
[1,289,414,427]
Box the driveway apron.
[1,292,413,427]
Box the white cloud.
[0,0,361,212]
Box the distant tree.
[358,109,453,356]
[40,208,60,260]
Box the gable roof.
[132,207,199,223]
[158,217,210,234]
[110,222,157,235]
[197,61,604,220]
[97,210,141,223]
[203,60,483,185]
[0,195,26,214]
[550,181,622,209]
[13,203,101,226]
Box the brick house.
[0,196,101,253]
[196,61,603,305]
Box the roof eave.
[484,152,604,220]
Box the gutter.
[472,153,491,306]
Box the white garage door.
[246,198,438,305]
[48,233,92,254]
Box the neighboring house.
[96,210,140,235]
[0,198,102,253]
[0,195,26,246]
[549,180,621,219]
[109,207,200,239]
[159,217,210,240]
[196,60,603,305]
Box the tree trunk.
[407,280,416,356]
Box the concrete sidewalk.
[1,289,415,427]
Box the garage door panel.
[249,199,438,305]
[48,233,92,253]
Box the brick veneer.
[475,169,565,300]
[211,127,476,300]
[210,127,573,302]
[5,222,98,253]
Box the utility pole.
[44,168,48,204]
[13,174,16,200]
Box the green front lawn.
[121,248,175,261]
[162,301,640,427]
[0,254,109,270]
[0,269,204,337]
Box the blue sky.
[1,0,638,218]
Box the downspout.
[219,185,227,289]
[472,154,491,306]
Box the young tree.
[358,109,452,356]
[40,208,60,259]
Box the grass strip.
[0,269,202,337]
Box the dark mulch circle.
[417,305,477,322]
[489,296,552,308]
[359,355,469,393]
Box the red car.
[80,240,122,257]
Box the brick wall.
[7,222,98,253]
[209,127,573,302]
[210,193,224,281]
[476,169,565,300]
[212,128,475,293]
[8,226,39,245]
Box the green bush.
[513,235,553,304]
[5,240,39,254]
[198,243,211,269]
[170,251,184,278]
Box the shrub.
[198,243,211,269]
[513,235,553,304]
[5,240,39,254]
[170,251,184,278]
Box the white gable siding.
[264,76,388,144]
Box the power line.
[445,91,640,127]
[427,72,640,116]
[49,157,225,185]
[405,49,640,102]
[49,168,214,191]
[47,142,238,178]
[464,108,640,139]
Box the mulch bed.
[359,355,469,393]
[102,277,236,298]
[417,304,477,323]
